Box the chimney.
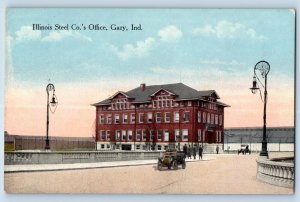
[140,83,146,91]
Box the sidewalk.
[4,154,216,173]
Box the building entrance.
[122,144,132,150]
[207,132,213,144]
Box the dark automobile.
[238,145,251,155]
[157,149,186,170]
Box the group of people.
[182,144,219,160]
[183,144,203,160]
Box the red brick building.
[92,83,229,152]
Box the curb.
[4,158,214,173]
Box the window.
[156,112,162,123]
[101,144,105,149]
[128,130,133,141]
[219,115,223,125]
[174,112,179,122]
[165,112,170,123]
[107,144,110,149]
[136,145,140,150]
[202,130,206,142]
[152,101,157,108]
[139,113,144,123]
[150,130,154,141]
[175,130,180,141]
[157,130,163,141]
[115,130,120,141]
[203,112,206,123]
[198,111,201,123]
[164,145,168,151]
[123,114,128,124]
[188,101,192,106]
[218,131,222,143]
[130,113,135,124]
[164,131,169,141]
[157,145,162,150]
[198,130,202,142]
[136,130,141,141]
[142,145,147,150]
[147,113,153,123]
[122,130,126,140]
[107,115,112,124]
[142,130,147,141]
[216,131,219,143]
[207,113,210,124]
[182,130,188,142]
[211,114,214,124]
[99,115,104,124]
[114,114,120,124]
[106,130,111,140]
[215,115,218,125]
[100,130,106,140]
[183,112,190,122]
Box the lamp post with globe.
[45,83,58,150]
[249,60,270,158]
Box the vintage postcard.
[4,8,295,194]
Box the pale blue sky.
[5,8,295,134]
[6,9,295,86]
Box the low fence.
[256,157,294,188]
[4,151,163,165]
[224,143,294,152]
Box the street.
[4,153,293,194]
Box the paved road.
[4,153,293,194]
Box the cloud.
[192,20,267,41]
[110,37,155,60]
[14,25,92,42]
[199,58,243,66]
[110,25,181,60]
[15,26,42,41]
[158,25,182,42]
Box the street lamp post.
[250,60,270,158]
[45,83,58,150]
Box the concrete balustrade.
[256,157,294,188]
[5,151,163,165]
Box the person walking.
[183,144,187,158]
[192,146,197,160]
[216,145,219,154]
[187,145,192,159]
[199,146,203,160]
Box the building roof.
[92,83,229,106]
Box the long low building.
[224,127,294,152]
[4,132,95,151]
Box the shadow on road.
[152,165,186,172]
